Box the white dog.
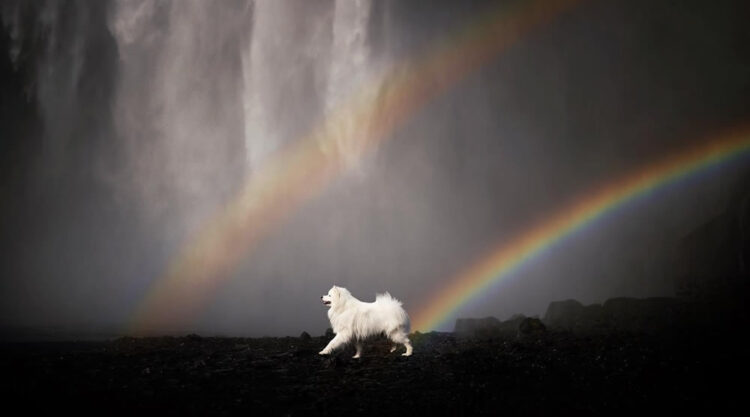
[319,285,413,357]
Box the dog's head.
[321,285,347,308]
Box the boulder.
[543,299,585,329]
[603,297,685,332]
[502,314,528,334]
[580,303,604,325]
[518,317,546,336]
[185,333,202,342]
[455,315,530,338]
[454,316,502,336]
[541,296,688,333]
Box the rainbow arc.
[411,126,750,332]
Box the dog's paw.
[401,352,412,357]
[389,346,397,353]
[318,350,329,355]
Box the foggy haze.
[1,0,749,339]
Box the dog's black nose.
[320,296,323,299]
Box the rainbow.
[128,0,585,332]
[411,125,750,332]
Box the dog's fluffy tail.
[376,292,400,304]
[375,292,410,333]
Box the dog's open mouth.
[322,300,331,306]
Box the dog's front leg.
[319,332,348,355]
[352,342,363,359]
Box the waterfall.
[242,0,333,170]
[1,0,385,236]
[325,0,377,170]
[243,0,384,173]
[107,0,251,234]
[1,0,112,181]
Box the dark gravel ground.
[0,327,744,416]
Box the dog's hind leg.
[388,330,413,357]
[389,345,397,353]
[401,339,413,357]
[353,342,363,359]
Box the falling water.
[325,0,378,170]
[0,0,389,332]
[2,0,383,230]
[242,0,333,169]
[243,0,383,172]
[108,0,251,234]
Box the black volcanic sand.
[1,329,744,415]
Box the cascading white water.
[324,0,377,170]
[3,0,385,234]
[106,0,390,244]
[242,0,385,172]
[108,0,252,233]
[1,0,94,179]
[242,0,333,170]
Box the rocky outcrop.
[454,314,542,338]
[454,316,503,337]
[543,297,689,332]
[518,317,546,336]
[543,299,585,329]
[601,297,686,331]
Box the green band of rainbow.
[412,126,750,332]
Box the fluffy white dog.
[319,286,413,358]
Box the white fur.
[319,286,413,358]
